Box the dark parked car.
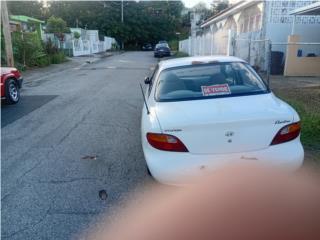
[142,43,153,51]
[1,67,23,104]
[154,43,171,58]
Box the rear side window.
[155,62,268,102]
[148,65,159,96]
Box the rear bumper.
[143,138,304,185]
[154,51,170,57]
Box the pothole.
[82,155,98,160]
[99,190,108,200]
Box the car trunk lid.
[155,93,294,154]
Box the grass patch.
[283,98,319,150]
[172,51,189,58]
[274,87,320,163]
[49,51,67,64]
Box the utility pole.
[121,0,124,23]
[1,1,14,67]
[121,0,124,50]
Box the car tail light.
[271,122,301,145]
[146,133,188,152]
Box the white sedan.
[141,56,304,185]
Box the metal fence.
[179,33,269,73]
[179,38,190,55]
[233,38,270,72]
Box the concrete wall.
[284,35,320,77]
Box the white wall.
[86,30,99,42]
[44,30,116,56]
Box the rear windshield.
[155,62,268,102]
[156,43,169,48]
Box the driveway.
[1,52,157,239]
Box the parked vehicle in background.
[142,43,153,51]
[154,43,171,58]
[141,56,304,185]
[1,67,23,104]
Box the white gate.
[72,39,91,56]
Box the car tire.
[146,165,153,177]
[5,78,20,104]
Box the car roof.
[157,43,168,46]
[158,56,246,71]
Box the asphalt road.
[1,52,158,239]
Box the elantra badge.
[275,120,290,125]
[225,131,234,137]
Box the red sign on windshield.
[201,84,231,96]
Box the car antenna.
[139,83,150,115]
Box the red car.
[1,67,23,104]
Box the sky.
[181,0,241,8]
[182,0,212,8]
[39,0,222,10]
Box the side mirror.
[144,77,151,84]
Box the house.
[180,0,320,76]
[9,15,45,39]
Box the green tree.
[46,1,186,49]
[193,2,213,21]
[7,1,45,20]
[8,0,190,50]
[211,0,229,15]
[46,16,70,41]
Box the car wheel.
[5,78,20,104]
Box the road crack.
[57,108,93,145]
[47,210,100,216]
[36,177,99,184]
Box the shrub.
[15,63,26,72]
[43,38,59,55]
[168,39,179,51]
[73,31,81,39]
[11,32,46,67]
[111,42,118,50]
[35,55,50,67]
[49,51,66,64]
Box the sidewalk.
[22,51,121,83]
